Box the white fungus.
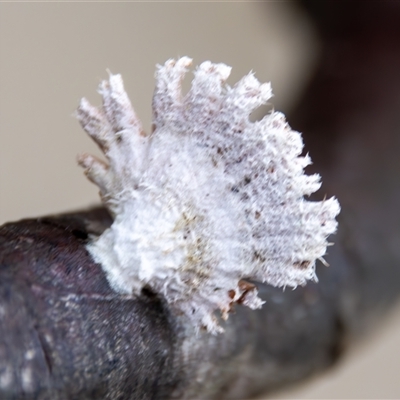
[76,57,340,333]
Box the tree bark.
[0,207,346,399]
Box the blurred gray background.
[1,2,399,398]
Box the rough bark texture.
[1,1,400,399]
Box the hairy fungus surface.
[76,57,340,333]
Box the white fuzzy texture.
[76,57,340,333]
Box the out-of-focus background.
[0,1,320,225]
[0,2,399,398]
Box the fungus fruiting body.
[76,57,340,333]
